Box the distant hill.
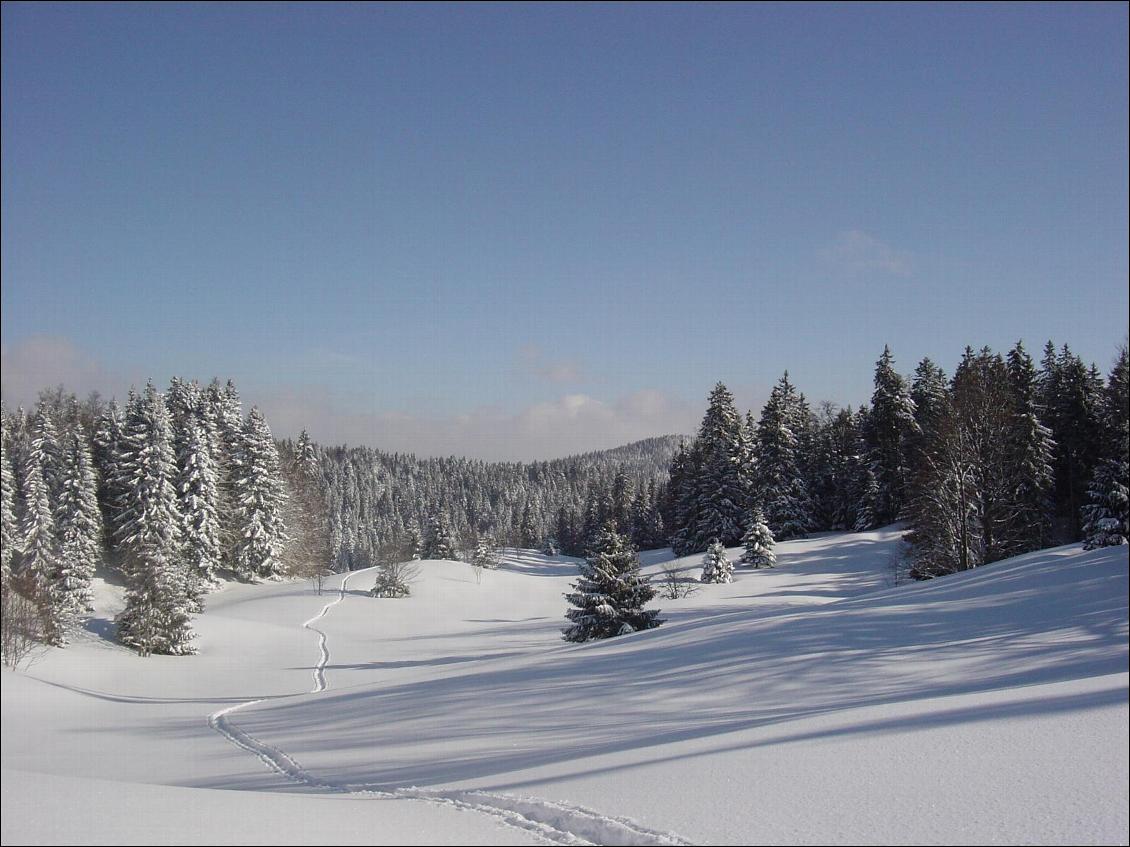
[287,434,688,568]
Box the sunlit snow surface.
[3,526,1127,845]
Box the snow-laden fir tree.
[754,373,813,540]
[472,533,501,570]
[206,379,246,566]
[1083,345,1129,549]
[403,519,423,560]
[700,539,733,584]
[1046,347,1104,540]
[562,521,662,642]
[18,411,66,645]
[741,508,776,569]
[1,424,17,595]
[53,430,102,620]
[294,428,319,477]
[114,383,196,655]
[689,383,749,550]
[422,510,456,560]
[231,407,289,581]
[92,399,125,544]
[863,346,917,527]
[175,414,223,606]
[1004,342,1055,554]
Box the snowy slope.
[3,529,1127,845]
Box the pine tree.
[175,415,223,605]
[689,383,749,549]
[114,383,195,655]
[18,411,66,645]
[1083,346,1129,548]
[700,539,733,584]
[1,423,17,596]
[1049,348,1104,540]
[562,522,661,642]
[864,346,917,526]
[472,533,501,570]
[403,520,423,560]
[422,510,456,559]
[1004,342,1055,554]
[53,431,102,620]
[741,508,776,568]
[231,407,289,580]
[754,374,812,540]
[207,379,245,567]
[92,399,126,551]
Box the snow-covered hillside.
[3,529,1127,845]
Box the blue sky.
[2,3,1127,459]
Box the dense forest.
[1,339,1126,659]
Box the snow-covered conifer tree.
[741,509,776,568]
[1004,342,1055,554]
[865,346,917,526]
[1,425,17,595]
[403,519,423,560]
[231,407,289,580]
[689,383,749,549]
[176,415,223,605]
[1083,346,1129,549]
[700,539,733,584]
[18,412,66,645]
[562,522,661,642]
[472,534,501,570]
[422,510,456,560]
[53,431,102,620]
[755,374,813,540]
[114,383,195,655]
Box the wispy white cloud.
[0,335,135,409]
[257,388,697,461]
[517,343,585,385]
[822,230,913,276]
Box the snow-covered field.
[3,527,1127,845]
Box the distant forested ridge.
[294,434,683,569]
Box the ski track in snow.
[208,572,693,847]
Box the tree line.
[665,341,1128,578]
[1,379,312,658]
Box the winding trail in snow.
[208,571,693,846]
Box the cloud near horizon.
[822,229,913,276]
[1,335,696,461]
[257,387,699,462]
[517,343,585,385]
[1,335,135,409]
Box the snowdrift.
[3,529,1127,845]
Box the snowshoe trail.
[208,571,694,846]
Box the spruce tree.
[562,522,661,642]
[114,383,196,655]
[1004,342,1055,554]
[175,415,223,605]
[863,346,917,526]
[403,520,423,560]
[1,423,17,596]
[1082,346,1129,548]
[472,533,501,570]
[19,411,66,645]
[700,539,733,584]
[231,407,289,580]
[1049,348,1104,539]
[53,431,102,620]
[754,373,813,540]
[741,508,776,568]
[689,383,749,549]
[422,510,456,559]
